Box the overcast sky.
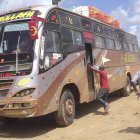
[0,0,139,45]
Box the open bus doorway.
[85,43,95,99]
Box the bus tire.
[55,89,75,126]
[121,76,131,96]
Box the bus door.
[85,43,95,100]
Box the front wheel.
[55,89,75,126]
[121,76,131,96]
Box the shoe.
[103,111,109,115]
[103,106,109,115]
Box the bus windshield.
[0,22,34,75]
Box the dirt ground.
[0,90,140,140]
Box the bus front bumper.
[0,99,38,118]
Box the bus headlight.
[13,88,35,97]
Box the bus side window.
[61,27,73,44]
[94,35,105,49]
[123,42,128,51]
[44,31,61,53]
[128,44,133,52]
[114,40,122,50]
[40,31,62,71]
[105,38,115,50]
[72,30,83,45]
[133,44,138,53]
[61,27,83,54]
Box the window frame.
[128,43,134,52]
[94,35,106,49]
[105,38,115,50]
[123,42,129,52]
[114,40,122,51]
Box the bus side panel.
[33,52,90,116]
[93,48,125,92]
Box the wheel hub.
[66,98,73,117]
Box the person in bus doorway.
[131,71,140,100]
[88,64,110,115]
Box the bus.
[0,5,139,126]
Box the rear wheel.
[121,76,131,96]
[55,89,75,126]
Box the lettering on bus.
[83,32,94,43]
[59,11,81,28]
[124,54,136,63]
[0,10,39,23]
[83,32,93,39]
[0,73,12,77]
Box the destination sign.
[59,11,81,28]
[0,10,39,24]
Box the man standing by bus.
[131,71,140,100]
[88,64,110,115]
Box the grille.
[0,79,14,97]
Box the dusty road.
[0,91,140,140]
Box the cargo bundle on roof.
[73,6,120,28]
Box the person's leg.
[96,88,106,107]
[103,89,110,113]
[105,89,109,103]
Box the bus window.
[94,35,105,48]
[40,31,62,70]
[105,38,115,50]
[0,22,34,75]
[114,40,122,50]
[2,23,34,53]
[93,23,103,34]
[128,44,133,52]
[72,30,82,45]
[123,42,128,51]
[61,27,73,44]
[133,44,138,52]
[104,26,113,37]
[44,31,61,53]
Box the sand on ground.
[0,90,140,140]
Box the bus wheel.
[55,89,75,126]
[121,76,131,96]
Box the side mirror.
[28,21,38,40]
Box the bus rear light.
[13,88,35,97]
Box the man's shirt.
[89,66,110,89]
[131,71,140,85]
